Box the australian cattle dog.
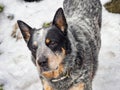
[17,0,102,90]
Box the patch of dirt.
[11,23,22,41]
[104,0,120,13]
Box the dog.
[17,0,102,90]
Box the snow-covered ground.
[93,1,120,90]
[0,0,120,90]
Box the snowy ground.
[0,0,120,90]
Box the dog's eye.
[49,41,58,48]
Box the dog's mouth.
[51,70,70,82]
[40,64,71,82]
[41,69,71,83]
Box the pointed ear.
[53,8,68,34]
[17,20,32,43]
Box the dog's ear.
[17,20,33,43]
[53,8,68,34]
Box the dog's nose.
[37,56,48,66]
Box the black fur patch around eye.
[45,25,71,54]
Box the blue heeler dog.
[17,0,102,90]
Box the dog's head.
[17,8,71,80]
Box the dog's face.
[17,8,71,79]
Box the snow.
[0,0,120,90]
[93,1,120,89]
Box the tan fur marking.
[24,31,30,41]
[61,47,66,55]
[43,48,66,78]
[53,64,64,78]
[42,71,53,78]
[56,17,65,32]
[46,38,51,44]
[33,41,38,47]
[48,54,63,70]
[42,64,64,78]
[69,83,85,90]
[43,80,53,90]
[47,48,66,70]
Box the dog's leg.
[42,80,53,90]
[69,83,85,90]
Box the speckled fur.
[30,0,102,90]
[46,0,102,90]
